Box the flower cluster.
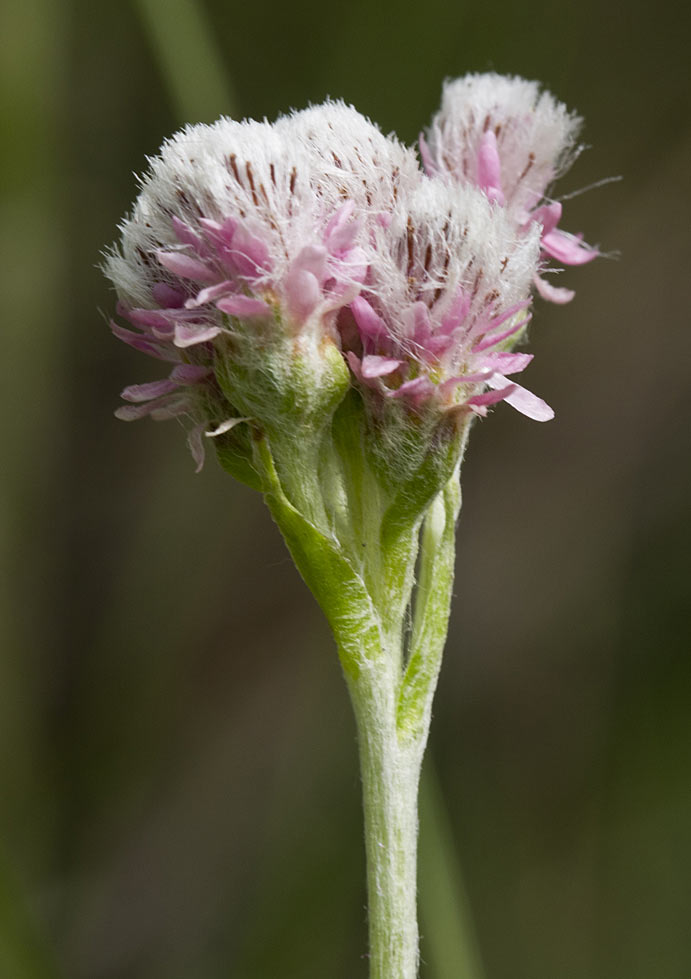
[420,73,598,304]
[104,75,598,466]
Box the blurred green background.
[1,1,690,977]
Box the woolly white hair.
[278,100,421,216]
[424,73,582,218]
[368,176,540,361]
[105,114,353,308]
[105,105,424,310]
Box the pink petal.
[325,202,360,254]
[285,268,321,322]
[122,302,211,328]
[156,250,217,283]
[476,131,505,205]
[216,295,272,318]
[230,225,271,280]
[466,299,531,342]
[439,287,471,334]
[530,202,562,237]
[351,296,388,342]
[325,200,355,235]
[533,274,575,304]
[541,229,598,266]
[439,372,492,396]
[445,370,493,385]
[149,323,176,341]
[486,374,554,421]
[199,218,238,260]
[186,280,236,308]
[125,306,175,328]
[336,245,368,285]
[477,351,534,375]
[320,279,362,314]
[173,322,223,348]
[472,317,530,353]
[171,216,205,253]
[292,244,329,281]
[110,321,178,361]
[360,355,404,379]
[121,379,178,402]
[151,282,186,308]
[389,376,435,401]
[418,132,438,175]
[115,402,157,421]
[199,216,236,244]
[115,392,190,421]
[466,384,516,409]
[424,334,455,356]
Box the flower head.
[105,84,602,471]
[281,100,420,218]
[105,110,392,468]
[341,177,552,420]
[421,73,598,303]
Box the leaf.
[380,413,467,551]
[397,476,461,741]
[255,437,382,678]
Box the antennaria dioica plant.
[104,75,599,977]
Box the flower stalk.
[349,478,462,978]
[248,407,463,976]
[352,674,423,979]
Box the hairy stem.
[260,427,464,978]
[348,662,425,979]
[345,474,461,978]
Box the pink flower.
[421,73,598,304]
[105,88,597,467]
[105,110,401,467]
[340,179,553,421]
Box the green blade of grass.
[0,0,67,970]
[0,849,61,979]
[132,0,237,122]
[419,762,485,979]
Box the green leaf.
[380,412,467,552]
[214,429,263,491]
[255,437,382,678]
[397,476,461,741]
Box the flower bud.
[421,73,598,304]
[340,177,550,432]
[104,111,378,468]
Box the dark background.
[1,1,690,977]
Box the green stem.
[345,475,461,978]
[257,430,465,978]
[348,662,424,979]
